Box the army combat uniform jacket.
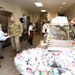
[8,20,23,37]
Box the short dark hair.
[19,17,24,23]
[47,21,50,23]
[30,22,32,25]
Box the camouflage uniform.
[8,20,23,52]
[70,26,75,40]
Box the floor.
[0,34,42,75]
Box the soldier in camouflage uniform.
[8,15,23,56]
[70,18,75,40]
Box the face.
[70,19,75,26]
[10,16,15,22]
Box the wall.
[0,0,28,20]
[32,13,40,23]
[65,4,75,20]
[47,11,58,22]
[0,0,59,23]
[0,0,40,22]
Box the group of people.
[0,15,23,60]
[0,14,36,63]
[0,14,75,66]
[42,19,75,40]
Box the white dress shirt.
[0,30,9,41]
[28,25,33,35]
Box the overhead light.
[41,10,46,12]
[34,2,43,7]
[62,2,66,5]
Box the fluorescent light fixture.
[62,2,66,5]
[41,10,46,12]
[34,2,43,7]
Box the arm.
[0,36,9,41]
[7,23,10,35]
[18,21,23,36]
[0,31,9,41]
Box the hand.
[4,33,8,36]
[19,34,22,37]
[8,35,10,38]
[8,35,12,38]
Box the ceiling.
[3,0,75,13]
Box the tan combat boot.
[11,50,16,57]
[16,51,21,55]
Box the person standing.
[69,18,75,40]
[8,15,23,56]
[46,21,50,34]
[42,22,47,36]
[42,21,50,36]
[27,22,34,45]
[0,24,10,59]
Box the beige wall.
[0,0,40,22]
[32,13,40,23]
[0,0,60,23]
[65,4,75,20]
[0,0,28,20]
[47,12,58,21]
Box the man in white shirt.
[42,22,47,35]
[0,24,10,59]
[42,21,50,35]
